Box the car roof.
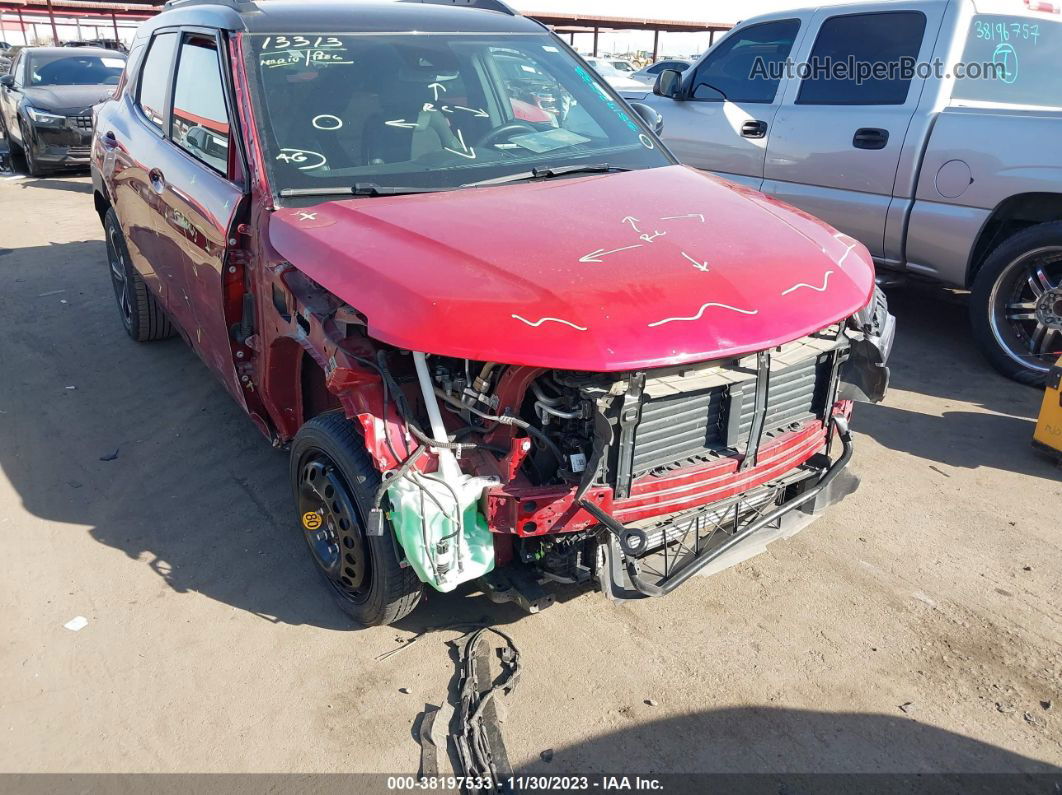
[19,46,124,57]
[140,0,544,38]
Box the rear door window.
[137,31,178,130]
[796,11,927,105]
[171,34,231,174]
[951,15,1062,107]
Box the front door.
[761,6,944,259]
[642,18,806,190]
[152,30,246,403]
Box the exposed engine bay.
[367,291,894,607]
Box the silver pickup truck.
[625,0,1062,384]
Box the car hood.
[269,165,875,372]
[602,73,649,92]
[22,84,114,114]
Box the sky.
[508,0,808,58]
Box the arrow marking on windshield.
[661,214,705,223]
[444,129,476,160]
[781,270,834,296]
[454,105,489,118]
[640,230,666,243]
[385,119,418,129]
[648,302,759,327]
[429,82,447,101]
[621,216,642,234]
[579,244,643,263]
[681,252,709,272]
[512,314,588,331]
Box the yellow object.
[1033,357,1062,460]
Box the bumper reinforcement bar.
[580,416,854,598]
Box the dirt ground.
[0,170,1060,779]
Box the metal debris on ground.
[99,449,120,462]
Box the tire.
[3,116,22,157]
[289,411,423,627]
[104,208,176,342]
[970,221,1062,387]
[19,121,45,177]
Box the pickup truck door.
[761,4,946,259]
[635,17,807,190]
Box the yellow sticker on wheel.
[302,511,323,530]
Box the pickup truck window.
[796,11,926,106]
[171,35,230,174]
[952,15,1062,108]
[690,19,800,103]
[137,32,178,131]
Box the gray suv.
[627,0,1062,384]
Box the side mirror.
[0,74,14,89]
[629,102,664,136]
[653,69,683,99]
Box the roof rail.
[163,0,258,11]
[397,0,517,15]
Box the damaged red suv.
[91,0,894,625]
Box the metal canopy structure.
[0,0,732,59]
[524,10,732,59]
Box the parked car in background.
[0,46,125,175]
[63,39,128,53]
[609,58,637,73]
[0,44,20,75]
[629,58,691,86]
[92,0,892,626]
[584,56,650,91]
[629,0,1062,385]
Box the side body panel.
[623,14,814,190]
[906,108,1062,285]
[761,2,949,260]
[97,28,247,405]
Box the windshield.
[245,33,671,198]
[27,52,125,86]
[951,14,1062,108]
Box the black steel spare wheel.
[297,452,371,601]
[972,222,1062,386]
[289,411,423,626]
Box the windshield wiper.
[278,183,450,199]
[463,164,630,188]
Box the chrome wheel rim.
[106,226,132,328]
[988,246,1062,373]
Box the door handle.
[101,131,118,149]
[741,120,768,139]
[853,128,889,150]
[148,167,165,193]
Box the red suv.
[91,0,894,626]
